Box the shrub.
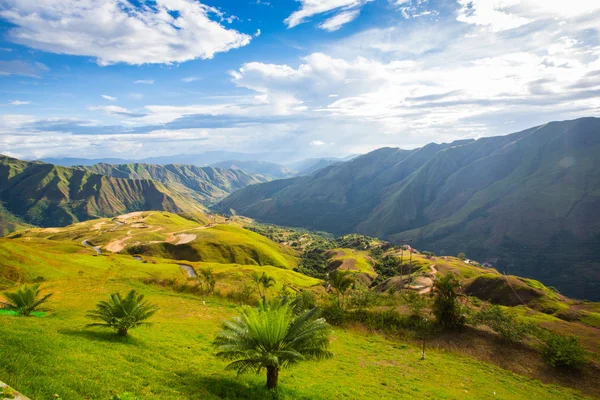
[457,252,466,260]
[541,333,587,370]
[472,304,530,342]
[432,273,467,329]
[1,284,52,316]
[86,290,159,336]
[349,288,378,310]
[403,291,428,319]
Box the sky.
[0,0,599,161]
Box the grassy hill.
[0,155,209,229]
[0,226,597,399]
[81,162,269,206]
[0,204,31,236]
[218,118,600,300]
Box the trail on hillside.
[81,239,101,255]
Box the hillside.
[0,205,31,236]
[218,118,600,300]
[80,162,269,205]
[1,216,599,399]
[0,156,205,228]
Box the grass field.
[1,215,598,399]
[0,274,592,400]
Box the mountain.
[0,204,31,236]
[287,157,346,175]
[0,155,205,228]
[79,163,268,205]
[219,118,600,300]
[210,160,296,179]
[41,151,299,167]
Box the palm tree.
[250,272,276,299]
[432,272,466,329]
[1,284,52,316]
[197,267,217,304]
[329,270,354,308]
[86,290,159,336]
[214,297,333,390]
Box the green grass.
[0,276,590,400]
[327,248,376,276]
[130,224,298,269]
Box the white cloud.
[89,105,146,118]
[134,80,154,85]
[310,140,326,146]
[101,95,117,101]
[182,76,200,83]
[456,0,600,32]
[129,93,144,100]
[0,0,252,65]
[10,100,31,105]
[285,0,370,29]
[319,10,361,31]
[0,60,48,77]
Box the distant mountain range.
[0,157,265,228]
[218,118,600,300]
[40,152,354,180]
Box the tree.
[432,272,466,329]
[250,272,276,299]
[197,267,217,304]
[329,270,355,308]
[457,252,466,260]
[214,297,333,390]
[1,284,52,316]
[86,290,159,336]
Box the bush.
[457,252,466,260]
[1,284,52,316]
[403,291,428,319]
[432,273,467,329]
[472,305,530,342]
[541,334,587,370]
[349,289,378,310]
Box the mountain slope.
[218,118,600,299]
[0,156,205,228]
[79,162,268,205]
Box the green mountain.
[0,156,206,228]
[0,204,31,236]
[218,118,600,300]
[80,162,269,205]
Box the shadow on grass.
[59,328,142,345]
[171,374,318,400]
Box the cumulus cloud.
[101,95,117,101]
[319,10,361,31]
[0,0,252,65]
[285,0,370,29]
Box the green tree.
[197,267,217,303]
[432,273,466,329]
[214,297,333,390]
[250,272,276,299]
[86,290,159,336]
[457,252,466,260]
[1,284,52,316]
[329,270,355,308]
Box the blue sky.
[0,0,599,161]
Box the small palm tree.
[250,272,276,299]
[1,284,52,316]
[214,297,333,390]
[86,290,159,336]
[329,270,355,308]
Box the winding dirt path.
[81,240,101,255]
[178,264,197,278]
